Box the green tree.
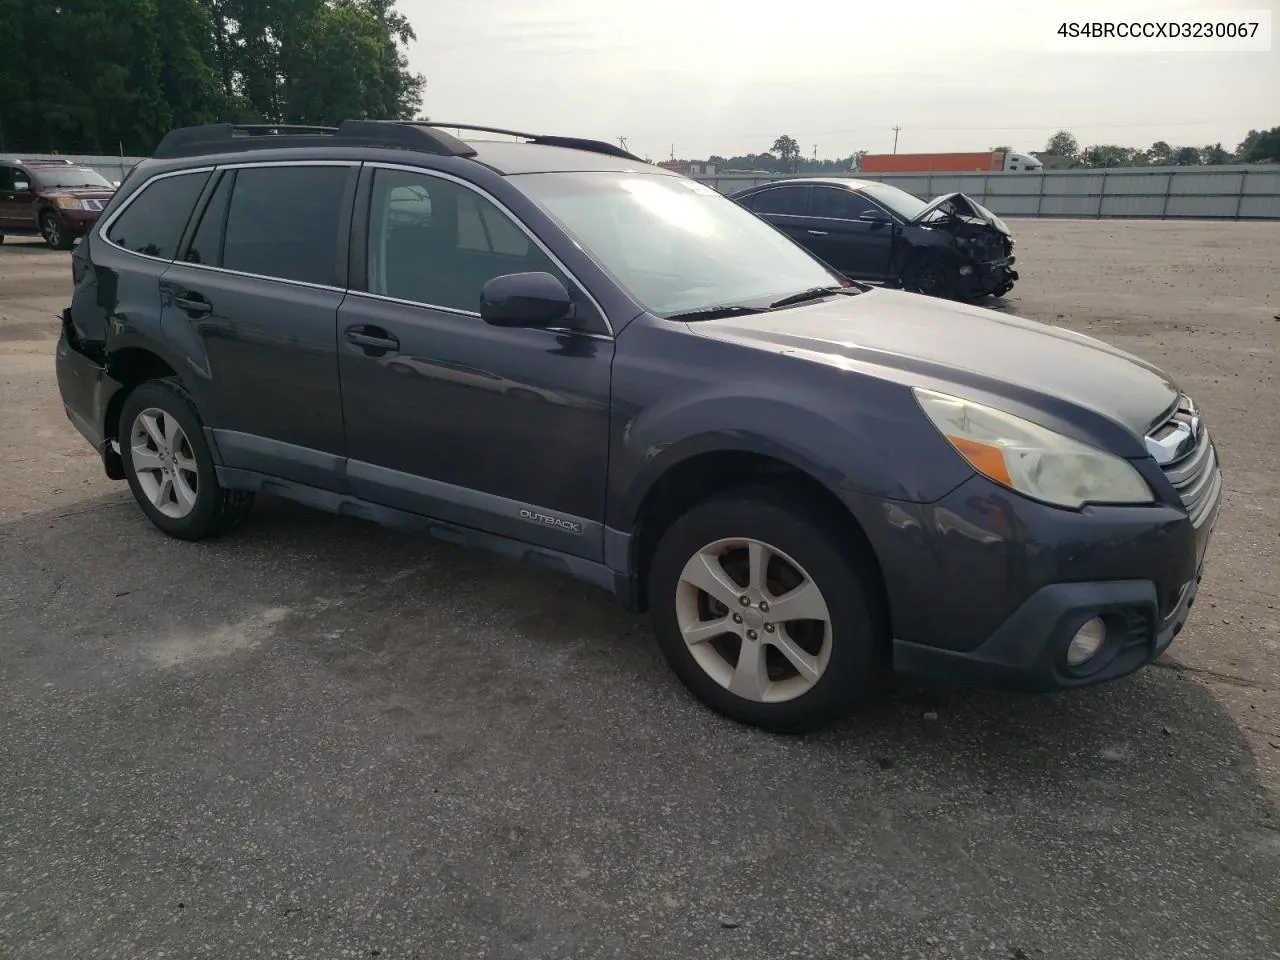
[198,0,422,125]
[1200,143,1231,165]
[771,135,801,172]
[1083,145,1137,168]
[1045,130,1079,157]
[0,0,423,153]
[1236,127,1280,162]
[278,0,423,124]
[1147,141,1174,164]
[1173,146,1202,166]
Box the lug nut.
[759,600,770,613]
[732,613,743,624]
[738,595,751,607]
[764,623,775,633]
[746,629,758,641]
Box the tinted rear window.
[221,166,350,285]
[106,171,211,259]
[747,186,809,216]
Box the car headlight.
[54,196,84,210]
[913,387,1153,509]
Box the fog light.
[959,265,974,276]
[1066,617,1107,666]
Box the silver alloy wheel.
[129,407,199,519]
[675,537,833,703]
[41,214,61,246]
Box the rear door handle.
[345,325,400,354]
[174,292,212,315]
[806,229,829,236]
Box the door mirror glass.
[14,179,31,192]
[858,209,889,223]
[480,272,574,328]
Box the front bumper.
[892,560,1209,692]
[847,467,1221,693]
[55,208,103,237]
[962,255,1017,297]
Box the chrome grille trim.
[1149,393,1220,528]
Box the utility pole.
[619,136,629,154]
[670,143,675,161]
[892,126,901,154]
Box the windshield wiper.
[768,286,859,309]
[666,304,766,321]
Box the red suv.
[0,159,119,249]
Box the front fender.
[610,381,973,533]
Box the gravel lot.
[1,222,1278,959]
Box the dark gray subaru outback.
[56,121,1222,733]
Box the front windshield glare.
[32,167,113,189]
[516,172,840,317]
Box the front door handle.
[174,292,212,315]
[806,229,828,236]
[345,325,400,354]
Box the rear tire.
[902,254,958,299]
[647,491,886,734]
[119,378,254,540]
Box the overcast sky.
[398,0,1279,161]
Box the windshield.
[858,182,931,221]
[30,167,113,190]
[515,172,841,317]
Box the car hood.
[687,289,1179,454]
[911,192,1011,235]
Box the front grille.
[1149,395,1220,527]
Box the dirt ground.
[1,221,1278,959]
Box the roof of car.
[740,177,881,191]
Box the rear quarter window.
[105,171,211,259]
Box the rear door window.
[220,165,351,286]
[105,171,211,259]
[747,186,809,216]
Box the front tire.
[119,379,254,540]
[647,492,886,734]
[40,212,75,250]
[902,254,958,299]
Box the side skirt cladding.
[215,466,625,598]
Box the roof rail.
[425,123,645,162]
[148,119,644,164]
[151,121,477,160]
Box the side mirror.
[13,179,31,193]
[480,272,574,328]
[859,209,890,224]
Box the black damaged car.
[731,177,1018,300]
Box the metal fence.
[18,153,1280,220]
[693,164,1280,220]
